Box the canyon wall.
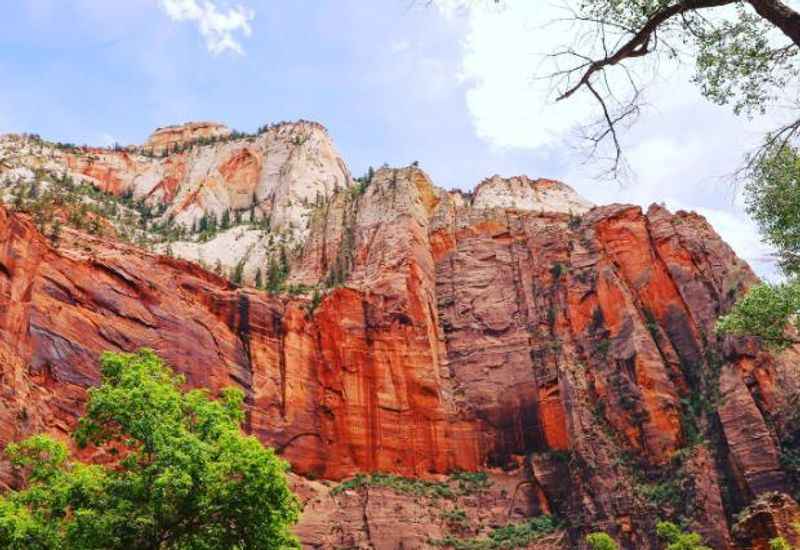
[1,123,799,548]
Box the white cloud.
[158,0,254,55]
[446,1,617,150]
[390,40,411,53]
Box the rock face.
[144,121,233,154]
[1,121,800,548]
[0,121,352,283]
[472,175,593,214]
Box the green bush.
[430,515,559,549]
[769,537,792,550]
[656,521,711,550]
[449,471,493,495]
[331,472,454,499]
[586,532,619,550]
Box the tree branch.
[556,0,736,102]
[746,0,800,47]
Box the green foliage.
[550,262,566,280]
[231,259,245,286]
[692,4,798,117]
[656,521,711,550]
[596,338,611,357]
[331,472,455,499]
[717,281,800,349]
[330,470,493,500]
[1,171,200,248]
[448,471,493,495]
[429,515,559,549]
[586,532,619,550]
[636,480,682,508]
[305,287,323,317]
[440,508,468,530]
[221,208,231,230]
[744,144,800,275]
[0,349,299,549]
[266,246,290,293]
[285,283,312,296]
[351,167,374,198]
[769,537,792,550]
[325,223,355,289]
[577,0,798,118]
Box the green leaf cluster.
[717,281,800,349]
[0,349,299,549]
[577,1,798,117]
[429,515,559,550]
[717,144,800,349]
[656,521,711,550]
[586,532,619,550]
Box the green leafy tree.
[745,144,800,274]
[656,521,712,550]
[718,144,800,348]
[718,281,800,348]
[530,0,800,176]
[586,531,619,550]
[264,246,291,293]
[232,260,245,286]
[0,349,300,549]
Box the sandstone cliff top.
[144,121,232,153]
[472,175,594,214]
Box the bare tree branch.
[556,0,736,102]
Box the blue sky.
[0,0,782,277]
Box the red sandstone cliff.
[1,127,800,547]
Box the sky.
[0,0,784,278]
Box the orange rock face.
[1,165,799,548]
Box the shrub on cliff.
[769,537,792,550]
[0,349,299,549]
[656,521,711,550]
[586,532,618,550]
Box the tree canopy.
[0,349,300,550]
[717,143,800,348]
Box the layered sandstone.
[144,121,232,154]
[472,175,594,214]
[0,121,352,283]
[1,122,800,548]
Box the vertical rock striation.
[0,123,799,547]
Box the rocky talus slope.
[1,122,800,549]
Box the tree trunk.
[746,0,800,47]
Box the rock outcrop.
[1,121,799,548]
[0,121,352,284]
[144,121,232,154]
[472,175,594,214]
